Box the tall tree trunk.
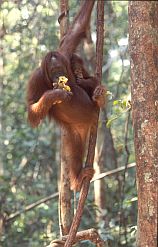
[94,109,117,222]
[0,7,4,177]
[59,0,72,236]
[0,9,5,240]
[129,2,158,247]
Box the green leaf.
[106,116,119,128]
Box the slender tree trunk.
[59,0,72,236]
[97,110,117,170]
[59,131,72,235]
[0,9,5,241]
[0,7,4,177]
[129,2,158,246]
[59,0,69,38]
[94,109,117,222]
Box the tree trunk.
[0,9,5,240]
[128,2,158,246]
[59,130,73,235]
[0,8,4,177]
[59,0,72,236]
[94,109,117,222]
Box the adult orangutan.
[27,0,106,191]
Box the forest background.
[0,1,136,247]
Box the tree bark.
[59,0,72,236]
[60,130,72,235]
[0,6,4,177]
[48,228,106,247]
[128,2,158,247]
[0,8,5,240]
[59,0,69,38]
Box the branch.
[48,228,105,247]
[64,1,105,246]
[91,162,136,182]
[6,192,59,222]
